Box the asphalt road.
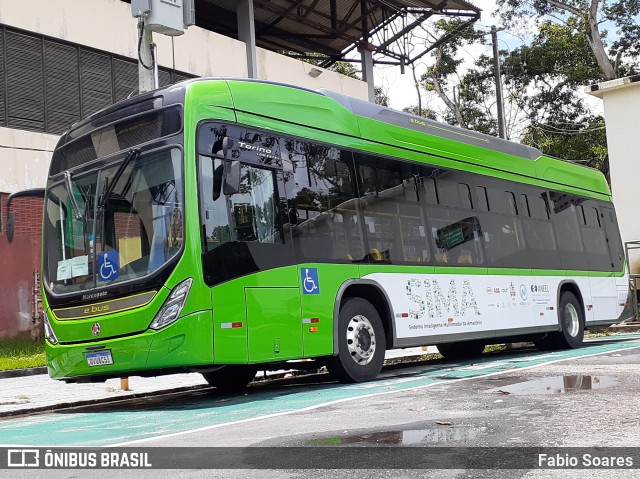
[3,336,640,478]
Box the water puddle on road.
[307,426,485,446]
[485,375,617,395]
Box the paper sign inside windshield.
[57,259,72,281]
[72,255,89,277]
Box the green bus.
[28,78,632,386]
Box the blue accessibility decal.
[301,268,320,294]
[98,251,119,282]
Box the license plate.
[86,350,113,367]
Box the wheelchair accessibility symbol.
[98,251,119,282]
[302,268,319,294]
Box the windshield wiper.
[98,148,140,211]
[63,171,83,220]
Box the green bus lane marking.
[1,336,639,447]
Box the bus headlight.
[149,278,193,330]
[43,314,59,345]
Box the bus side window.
[476,186,489,211]
[355,154,427,263]
[288,143,362,262]
[458,183,473,210]
[549,192,588,270]
[580,200,610,270]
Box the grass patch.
[0,339,46,371]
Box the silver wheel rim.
[563,303,580,338]
[346,314,376,365]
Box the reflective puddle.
[485,375,617,395]
[307,426,485,446]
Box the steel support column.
[237,0,258,79]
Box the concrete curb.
[0,366,47,379]
[0,384,211,419]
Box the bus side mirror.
[211,163,223,201]
[223,160,241,195]
[4,188,45,244]
[6,212,15,244]
[221,137,240,195]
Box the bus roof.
[62,77,608,198]
[188,78,609,198]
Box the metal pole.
[138,20,156,93]
[491,26,506,139]
[152,42,159,89]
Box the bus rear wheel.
[535,291,584,350]
[202,365,257,391]
[327,297,386,383]
[437,341,485,360]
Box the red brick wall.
[0,193,44,339]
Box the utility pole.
[131,0,195,94]
[491,26,506,139]
[138,19,157,94]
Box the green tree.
[501,21,610,172]
[496,0,640,80]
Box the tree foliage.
[496,0,640,79]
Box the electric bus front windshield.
[42,147,184,295]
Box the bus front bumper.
[45,311,213,381]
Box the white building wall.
[587,79,640,273]
[0,0,368,193]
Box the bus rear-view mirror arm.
[4,188,45,244]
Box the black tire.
[327,297,386,383]
[534,291,584,351]
[553,291,585,349]
[201,365,257,391]
[436,341,485,360]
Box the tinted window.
[476,186,489,211]
[549,192,588,270]
[355,155,428,263]
[522,192,559,269]
[459,183,473,210]
[479,188,527,267]
[285,141,361,262]
[580,200,610,271]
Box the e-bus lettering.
[83,305,110,315]
[406,278,480,320]
[409,118,427,127]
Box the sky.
[376,0,501,111]
[374,0,606,117]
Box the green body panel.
[226,81,361,138]
[46,311,213,380]
[233,110,610,201]
[212,266,298,364]
[246,288,301,362]
[299,264,359,357]
[535,156,610,196]
[357,116,537,177]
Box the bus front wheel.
[328,297,386,383]
[202,365,257,391]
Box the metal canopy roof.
[194,0,481,67]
